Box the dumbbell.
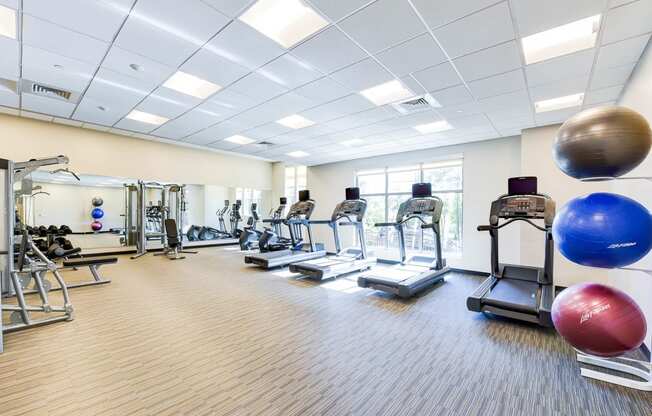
[54,237,74,250]
[59,225,72,235]
[47,225,60,235]
[46,243,81,259]
[37,225,48,237]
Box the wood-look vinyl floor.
[0,247,650,416]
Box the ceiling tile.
[0,36,19,80]
[181,47,250,87]
[535,107,580,126]
[301,94,374,123]
[137,87,200,119]
[294,77,351,103]
[23,15,109,65]
[200,0,251,17]
[468,69,526,99]
[590,62,635,90]
[205,88,257,114]
[399,75,427,95]
[0,0,18,8]
[259,92,315,116]
[525,48,595,86]
[185,120,245,144]
[204,20,285,70]
[152,108,222,139]
[433,2,515,58]
[21,94,75,117]
[84,67,153,110]
[584,84,623,105]
[412,62,462,92]
[23,0,131,42]
[375,33,447,77]
[454,41,522,81]
[511,0,608,37]
[595,34,650,69]
[436,100,484,119]
[602,0,652,45]
[291,26,367,74]
[478,89,531,112]
[330,58,393,91]
[22,45,95,92]
[309,0,370,21]
[102,46,176,89]
[229,72,288,102]
[258,54,324,89]
[529,75,589,101]
[73,96,126,125]
[115,0,229,67]
[243,122,292,140]
[411,0,499,29]
[0,89,19,108]
[114,117,158,134]
[338,0,425,54]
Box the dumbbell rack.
[574,176,652,391]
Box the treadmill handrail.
[478,217,548,232]
[375,215,431,228]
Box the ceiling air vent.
[20,79,81,103]
[392,93,441,115]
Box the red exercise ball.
[91,221,103,232]
[552,283,647,357]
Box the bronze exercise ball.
[553,106,652,180]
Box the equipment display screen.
[508,177,537,195]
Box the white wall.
[307,136,522,272]
[520,125,611,286]
[611,40,652,347]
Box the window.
[285,165,307,205]
[356,159,463,256]
[236,187,263,219]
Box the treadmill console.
[490,195,555,226]
[395,197,443,223]
[332,199,367,222]
[286,199,316,220]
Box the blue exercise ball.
[553,193,652,268]
[91,207,105,219]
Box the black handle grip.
[375,222,396,227]
[477,225,492,231]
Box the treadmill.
[466,176,556,327]
[289,187,374,280]
[244,190,326,269]
[357,183,450,298]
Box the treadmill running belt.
[485,279,538,313]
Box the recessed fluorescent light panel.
[163,71,221,99]
[0,5,16,39]
[287,150,309,158]
[224,135,256,145]
[126,110,169,125]
[360,80,414,106]
[341,139,365,147]
[414,120,453,134]
[522,15,601,64]
[277,114,315,129]
[534,93,584,113]
[239,0,328,48]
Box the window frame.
[355,159,464,255]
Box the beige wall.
[0,114,273,190]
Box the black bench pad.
[63,257,118,267]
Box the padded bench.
[61,257,118,288]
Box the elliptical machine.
[230,200,243,238]
[187,200,233,241]
[258,198,289,252]
[239,203,262,250]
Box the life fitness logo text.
[607,242,637,249]
[580,304,611,324]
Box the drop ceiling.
[0,0,650,166]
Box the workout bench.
[61,257,117,289]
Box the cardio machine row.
[241,177,556,328]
